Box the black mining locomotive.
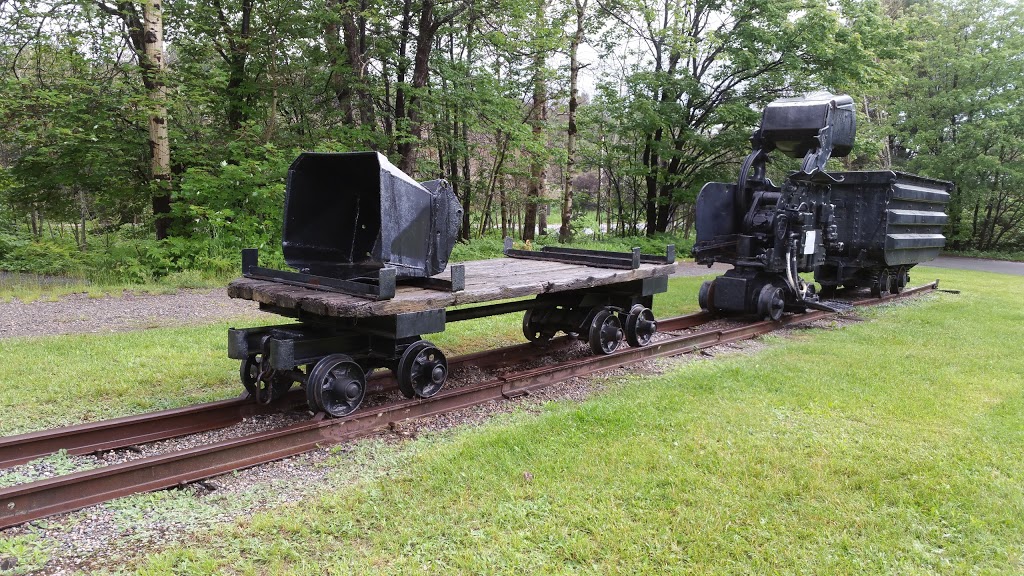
[692,93,952,320]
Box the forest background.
[0,0,1022,286]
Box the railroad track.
[0,284,935,530]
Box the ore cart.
[814,171,951,296]
[227,151,676,417]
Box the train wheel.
[872,270,891,298]
[522,308,552,345]
[698,280,714,312]
[890,267,908,294]
[240,355,293,404]
[397,340,448,399]
[625,304,657,347]
[307,354,366,417]
[240,355,261,397]
[756,285,785,322]
[588,309,623,355]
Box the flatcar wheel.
[240,355,261,397]
[698,280,714,312]
[522,308,551,344]
[625,304,657,348]
[307,354,366,417]
[396,340,448,399]
[756,285,785,322]
[588,309,623,355]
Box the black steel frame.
[502,237,675,269]
[241,248,465,301]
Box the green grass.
[99,265,1021,574]
[0,322,258,435]
[0,275,706,435]
[0,271,228,303]
[943,249,1024,262]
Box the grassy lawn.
[87,266,1021,573]
[3,267,1021,573]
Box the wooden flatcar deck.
[228,257,677,318]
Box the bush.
[0,237,91,277]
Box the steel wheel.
[625,304,657,347]
[588,309,623,355]
[890,266,908,294]
[240,355,293,404]
[872,270,890,298]
[756,285,785,322]
[306,354,366,417]
[522,308,552,344]
[698,280,713,312]
[240,355,261,397]
[397,340,448,399]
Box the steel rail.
[0,282,936,530]
[0,312,714,470]
[0,396,273,470]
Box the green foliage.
[887,0,1024,252]
[174,139,293,260]
[0,0,1021,277]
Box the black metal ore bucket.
[282,151,462,280]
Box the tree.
[93,0,174,238]
[558,0,589,242]
[597,0,896,236]
[889,0,1024,251]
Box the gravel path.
[0,289,274,339]
[0,261,722,340]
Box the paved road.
[674,256,1024,277]
[925,256,1024,276]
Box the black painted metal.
[283,152,462,281]
[502,237,641,269]
[538,244,676,265]
[245,261,398,300]
[242,252,466,300]
[692,93,951,318]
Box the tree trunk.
[143,0,172,239]
[78,187,89,249]
[559,0,587,243]
[522,0,548,241]
[398,0,440,176]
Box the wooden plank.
[228,257,676,319]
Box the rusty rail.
[0,282,936,529]
[0,311,716,470]
[0,396,268,470]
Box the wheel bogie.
[240,354,295,404]
[624,304,657,347]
